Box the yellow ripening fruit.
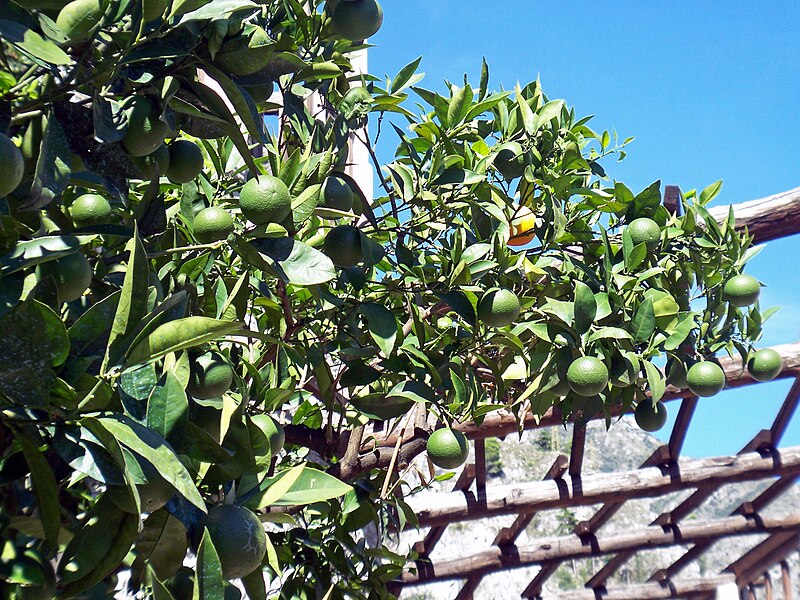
[508,205,536,247]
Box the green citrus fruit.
[166,140,204,183]
[251,414,285,456]
[747,348,783,382]
[317,175,354,218]
[0,133,24,198]
[494,141,526,180]
[686,361,725,397]
[338,86,372,122]
[666,359,689,389]
[214,25,273,76]
[186,351,234,399]
[331,0,383,41]
[723,274,761,307]
[244,80,275,106]
[477,288,521,328]
[70,193,111,227]
[106,460,174,514]
[426,428,469,470]
[122,96,169,157]
[323,224,363,267]
[239,175,292,225]
[55,0,103,45]
[567,356,609,397]
[37,252,92,303]
[204,505,267,580]
[193,206,234,243]
[626,217,661,250]
[635,400,668,432]
[131,143,171,179]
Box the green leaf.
[515,84,535,134]
[244,466,352,509]
[0,300,68,407]
[664,314,696,351]
[0,234,84,275]
[447,84,473,127]
[573,281,597,335]
[643,360,665,402]
[146,367,189,443]
[245,463,305,508]
[391,56,423,94]
[149,568,177,600]
[125,317,242,367]
[177,0,257,22]
[432,168,484,186]
[534,99,564,130]
[93,415,206,512]
[132,510,188,583]
[587,327,633,343]
[699,180,723,205]
[68,291,121,357]
[104,227,149,372]
[251,238,336,286]
[291,183,322,227]
[359,303,398,357]
[241,567,268,600]
[26,112,72,209]
[0,18,71,65]
[437,290,477,325]
[194,529,225,600]
[631,298,655,343]
[18,436,61,546]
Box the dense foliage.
[0,0,774,598]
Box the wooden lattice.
[386,186,800,599]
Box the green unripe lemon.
[70,193,111,227]
[686,361,725,397]
[331,0,384,41]
[193,206,234,243]
[204,505,267,580]
[747,348,783,382]
[634,400,668,432]
[122,96,169,157]
[239,175,292,225]
[477,288,521,328]
[626,217,661,250]
[323,224,363,267]
[186,351,234,399]
[166,140,204,183]
[723,274,761,307]
[494,141,526,180]
[131,143,171,179]
[317,175,354,218]
[37,252,92,303]
[567,356,609,397]
[56,0,103,45]
[0,133,24,198]
[251,414,285,456]
[426,428,469,470]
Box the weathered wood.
[569,424,586,477]
[522,561,561,599]
[401,512,800,585]
[707,186,800,244]
[406,446,800,529]
[668,395,698,459]
[475,438,487,495]
[726,530,800,586]
[780,560,791,600]
[549,574,736,600]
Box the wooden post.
[780,560,791,600]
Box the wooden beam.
[548,574,736,600]
[569,423,586,477]
[771,376,800,444]
[707,185,800,244]
[455,456,569,600]
[406,446,800,529]
[522,561,561,599]
[668,396,698,460]
[781,560,792,600]
[474,438,487,495]
[400,512,800,585]
[726,530,800,586]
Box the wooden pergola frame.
[379,185,800,599]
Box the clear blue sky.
[368,1,800,457]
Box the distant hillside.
[397,418,800,599]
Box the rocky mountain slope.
[396,418,800,599]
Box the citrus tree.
[0,0,780,598]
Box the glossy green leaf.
[573,281,597,335]
[390,56,423,94]
[194,529,225,600]
[631,297,655,344]
[251,238,336,286]
[18,436,61,546]
[359,302,398,357]
[0,18,70,65]
[131,510,188,583]
[243,465,352,509]
[93,415,206,511]
[643,360,665,402]
[146,367,189,443]
[125,317,242,367]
